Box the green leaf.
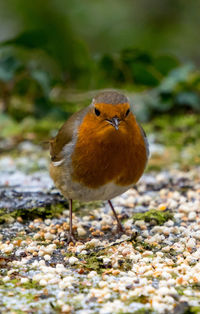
[1,29,48,49]
[153,55,179,76]
[130,62,160,86]
[175,92,200,110]
[30,69,51,97]
[0,55,22,82]
[159,64,194,92]
[120,48,152,65]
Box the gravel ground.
[0,143,200,314]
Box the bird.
[49,90,149,243]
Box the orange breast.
[71,113,147,189]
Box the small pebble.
[186,238,196,249]
[188,212,196,221]
[44,254,51,261]
[21,277,29,284]
[77,227,87,237]
[39,279,47,286]
[68,256,79,265]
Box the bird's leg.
[108,200,124,232]
[67,199,77,244]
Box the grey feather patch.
[93,90,128,105]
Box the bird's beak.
[106,117,120,130]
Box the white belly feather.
[59,174,132,201]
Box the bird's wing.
[50,106,90,162]
[138,123,150,160]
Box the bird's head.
[91,90,132,132]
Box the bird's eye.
[125,108,130,117]
[95,108,101,116]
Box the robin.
[49,90,149,243]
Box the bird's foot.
[116,223,125,234]
[65,232,77,245]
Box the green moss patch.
[125,296,149,305]
[133,309,152,314]
[0,203,66,224]
[79,253,106,273]
[20,280,43,290]
[133,209,173,225]
[64,250,107,273]
[184,306,200,314]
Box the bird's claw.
[64,233,77,245]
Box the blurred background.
[0,0,200,168]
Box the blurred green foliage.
[0,46,199,123]
[99,49,179,87]
[136,64,200,121]
[0,0,199,132]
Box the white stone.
[44,232,55,240]
[103,258,111,265]
[88,271,97,278]
[39,279,47,286]
[188,212,196,221]
[179,204,190,213]
[158,287,171,295]
[44,254,51,261]
[77,227,87,237]
[62,304,71,312]
[3,276,10,282]
[21,277,29,284]
[134,220,145,228]
[68,256,78,265]
[186,238,196,249]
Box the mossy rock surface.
[0,202,67,223]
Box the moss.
[64,250,106,273]
[0,212,15,224]
[0,278,42,291]
[133,241,155,252]
[184,307,200,314]
[125,295,149,305]
[191,283,200,291]
[0,200,104,224]
[45,203,66,218]
[20,280,43,290]
[79,253,106,273]
[23,292,36,302]
[133,209,173,225]
[168,248,177,257]
[0,203,66,223]
[171,273,178,279]
[65,252,76,258]
[78,249,133,273]
[176,284,200,298]
[0,279,18,289]
[176,286,185,296]
[0,280,5,289]
[118,258,132,271]
[118,309,151,314]
[133,309,152,314]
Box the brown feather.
[71,104,147,188]
[49,107,90,162]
